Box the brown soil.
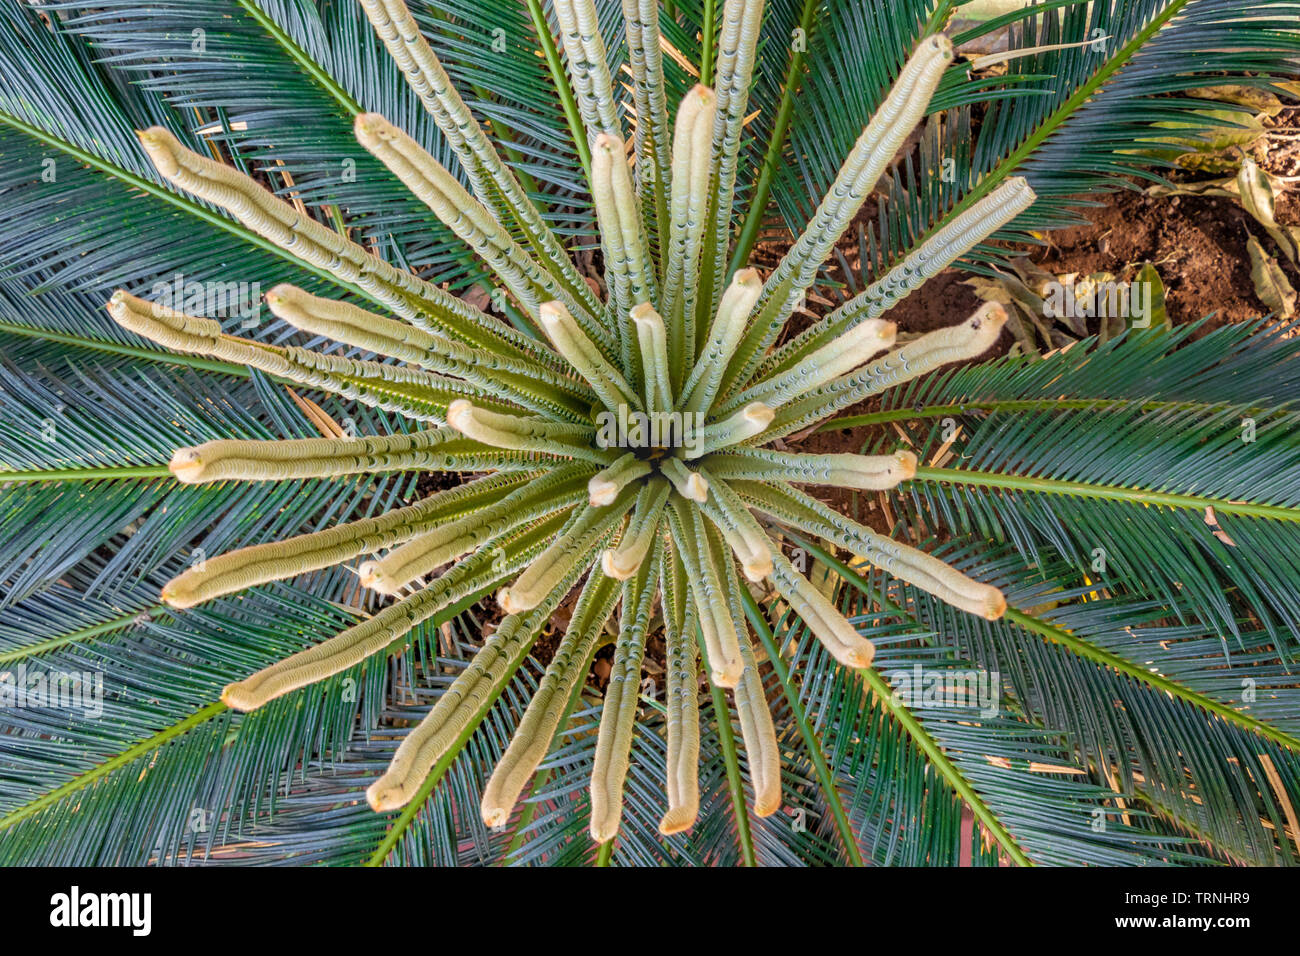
[1032,185,1299,333]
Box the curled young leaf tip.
[630,302,660,326]
[367,780,415,814]
[601,548,635,580]
[742,555,774,582]
[537,300,566,325]
[688,83,715,103]
[497,587,529,615]
[710,662,743,689]
[135,126,183,177]
[446,399,474,431]
[743,402,774,427]
[168,447,205,484]
[353,111,398,146]
[159,579,195,610]
[481,806,511,828]
[219,684,260,713]
[685,473,708,502]
[356,560,392,594]
[589,478,618,506]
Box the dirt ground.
[883,110,1300,339]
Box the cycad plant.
[1,0,1299,867]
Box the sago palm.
[1,0,1298,866]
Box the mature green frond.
[3,0,1297,869]
[770,0,1300,296]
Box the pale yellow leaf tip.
[600,548,637,580]
[685,472,709,503]
[220,680,261,713]
[446,399,474,432]
[844,639,876,669]
[659,807,697,835]
[366,778,412,813]
[982,588,1008,622]
[753,792,782,818]
[630,302,660,326]
[588,476,618,507]
[353,111,394,147]
[263,283,296,309]
[975,300,1009,331]
[537,300,564,325]
[358,560,398,594]
[589,818,620,844]
[159,576,198,610]
[743,402,775,427]
[168,447,205,484]
[895,449,918,479]
[498,586,534,615]
[688,83,715,104]
[711,657,743,688]
[742,554,774,582]
[481,805,510,829]
[136,126,180,177]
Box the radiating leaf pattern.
[0,0,1297,866]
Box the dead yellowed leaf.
[1203,506,1238,547]
[285,387,346,438]
[1238,159,1299,265]
[1246,232,1297,318]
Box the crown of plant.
[105,0,1036,841]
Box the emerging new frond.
[98,0,1030,844]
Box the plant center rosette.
[104,0,1031,842]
